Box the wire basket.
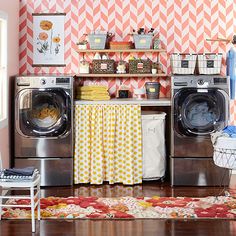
[197,53,222,75]
[170,53,197,74]
[212,136,236,169]
[213,147,236,169]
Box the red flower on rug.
[146,197,197,208]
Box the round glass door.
[16,88,71,137]
[174,88,228,136]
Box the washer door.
[16,88,71,138]
[174,88,229,136]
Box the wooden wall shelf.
[76,73,167,78]
[76,49,166,53]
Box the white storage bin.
[198,53,222,74]
[171,53,197,74]
[141,111,166,180]
[213,136,236,169]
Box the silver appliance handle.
[24,158,63,160]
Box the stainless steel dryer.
[14,75,73,186]
[171,75,230,186]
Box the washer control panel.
[197,79,204,85]
[16,76,72,90]
[40,78,47,85]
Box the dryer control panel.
[172,75,229,92]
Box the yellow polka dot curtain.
[74,104,142,185]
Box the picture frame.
[32,13,66,67]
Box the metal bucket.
[145,82,160,99]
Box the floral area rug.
[2,196,236,219]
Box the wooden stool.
[0,174,41,232]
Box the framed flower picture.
[32,13,66,67]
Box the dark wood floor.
[1,180,236,236]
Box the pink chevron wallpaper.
[19,0,236,123]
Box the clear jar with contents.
[79,60,90,74]
[117,60,126,74]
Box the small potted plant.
[76,40,88,49]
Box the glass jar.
[153,38,161,49]
[117,60,126,74]
[79,60,90,74]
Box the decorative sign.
[32,13,66,67]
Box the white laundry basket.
[141,111,166,180]
[213,136,236,169]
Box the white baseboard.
[232,170,236,175]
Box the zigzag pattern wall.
[19,0,236,123]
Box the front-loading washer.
[170,75,230,186]
[14,75,73,186]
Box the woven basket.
[92,60,115,74]
[129,59,151,74]
[109,41,133,50]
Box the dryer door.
[174,88,229,137]
[16,88,71,138]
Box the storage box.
[92,59,115,74]
[133,34,153,49]
[141,111,166,180]
[88,34,107,49]
[197,53,222,74]
[129,59,151,74]
[109,41,133,50]
[171,53,197,74]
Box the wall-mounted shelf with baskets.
[76,48,168,77]
[76,49,166,53]
[75,73,167,77]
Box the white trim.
[0,118,8,129]
[0,11,8,125]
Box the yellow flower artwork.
[33,13,65,66]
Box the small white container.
[151,68,157,74]
[133,88,146,99]
[79,60,90,74]
[78,44,87,50]
[117,60,126,74]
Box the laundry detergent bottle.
[227,35,236,99]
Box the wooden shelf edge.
[76,49,166,53]
[74,98,171,106]
[75,73,168,78]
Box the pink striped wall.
[19,0,236,123]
